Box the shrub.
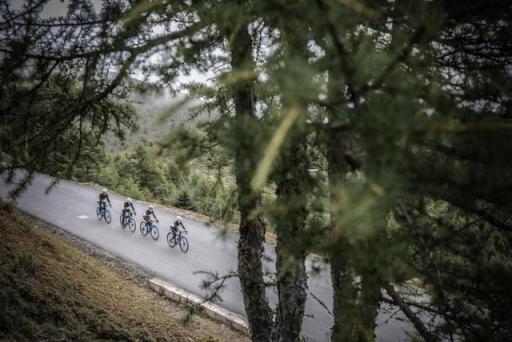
[174,191,194,210]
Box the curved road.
[0,172,413,341]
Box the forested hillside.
[106,87,212,151]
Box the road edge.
[4,203,250,337]
[78,179,278,245]
[147,277,249,334]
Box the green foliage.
[174,190,194,210]
[2,0,512,340]
[79,137,239,224]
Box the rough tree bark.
[358,273,381,341]
[274,138,309,342]
[228,18,273,342]
[272,19,310,342]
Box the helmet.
[148,205,154,209]
[102,188,107,193]
[127,198,132,203]
[176,215,182,223]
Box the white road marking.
[78,215,88,219]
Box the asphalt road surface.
[0,172,414,341]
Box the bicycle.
[120,211,136,233]
[96,203,111,223]
[140,219,159,241]
[167,228,189,253]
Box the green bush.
[85,137,241,224]
[175,190,194,210]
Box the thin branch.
[308,288,333,316]
[383,283,438,342]
[0,21,204,62]
[361,25,426,93]
[0,0,48,26]
[194,270,239,304]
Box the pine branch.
[383,283,438,342]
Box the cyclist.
[143,205,159,226]
[98,188,111,210]
[122,198,136,225]
[170,215,186,237]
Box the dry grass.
[0,205,248,342]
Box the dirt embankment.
[0,204,248,342]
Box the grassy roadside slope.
[0,205,248,342]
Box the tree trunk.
[274,139,309,342]
[326,60,381,340]
[272,20,311,341]
[330,252,359,341]
[357,274,381,341]
[326,62,360,342]
[228,20,273,342]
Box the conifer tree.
[267,9,311,341]
[2,1,512,341]
[175,190,193,210]
[226,7,273,340]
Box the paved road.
[0,172,413,341]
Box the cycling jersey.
[123,201,135,212]
[121,201,135,226]
[144,208,158,222]
[98,193,111,207]
[171,220,185,234]
[99,193,110,203]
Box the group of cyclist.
[98,188,186,236]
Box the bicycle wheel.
[128,219,136,232]
[151,225,159,241]
[96,207,102,220]
[140,223,148,236]
[104,210,112,224]
[120,215,125,228]
[167,232,176,247]
[179,236,189,253]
